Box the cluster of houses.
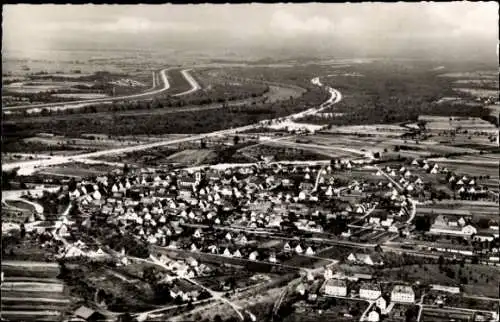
[319,270,416,322]
[66,162,388,258]
[429,215,478,238]
[408,159,492,199]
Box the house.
[269,252,277,263]
[296,283,306,296]
[295,244,304,254]
[193,229,203,238]
[359,282,382,300]
[283,242,291,252]
[305,246,315,256]
[237,235,248,245]
[73,306,105,322]
[391,285,415,303]
[223,248,232,257]
[367,310,380,322]
[375,295,389,313]
[249,251,259,261]
[430,215,477,237]
[324,279,347,297]
[323,267,333,280]
[347,253,384,266]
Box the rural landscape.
[2,3,499,322]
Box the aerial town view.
[1,3,499,322]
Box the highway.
[2,74,342,175]
[3,68,172,111]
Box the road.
[135,255,248,322]
[372,165,417,224]
[179,222,377,248]
[3,74,342,175]
[359,300,375,322]
[3,68,172,111]
[172,69,201,96]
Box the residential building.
[347,253,384,266]
[391,285,415,303]
[367,310,380,322]
[324,279,347,297]
[359,282,382,300]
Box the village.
[2,153,499,322]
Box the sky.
[2,3,498,61]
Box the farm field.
[378,264,500,297]
[238,144,332,162]
[419,115,497,131]
[35,162,118,179]
[166,149,218,166]
[453,88,498,98]
[417,200,499,218]
[320,124,410,137]
[1,259,73,322]
[438,71,498,79]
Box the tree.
[415,216,431,232]
[20,223,26,239]
[233,135,240,145]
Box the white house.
[360,282,381,300]
[391,285,415,303]
[323,267,333,280]
[367,311,380,322]
[223,248,232,257]
[375,296,388,313]
[347,253,384,266]
[249,251,259,261]
[324,279,347,297]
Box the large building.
[360,282,382,300]
[324,279,347,297]
[391,285,415,303]
[430,215,477,237]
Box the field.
[453,88,498,98]
[1,259,72,321]
[35,161,119,179]
[417,200,499,220]
[2,69,152,108]
[419,115,497,132]
[378,264,500,297]
[166,149,218,166]
[238,144,333,162]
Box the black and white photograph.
[1,2,499,322]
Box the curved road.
[3,68,201,112]
[2,74,342,175]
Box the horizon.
[3,3,498,62]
